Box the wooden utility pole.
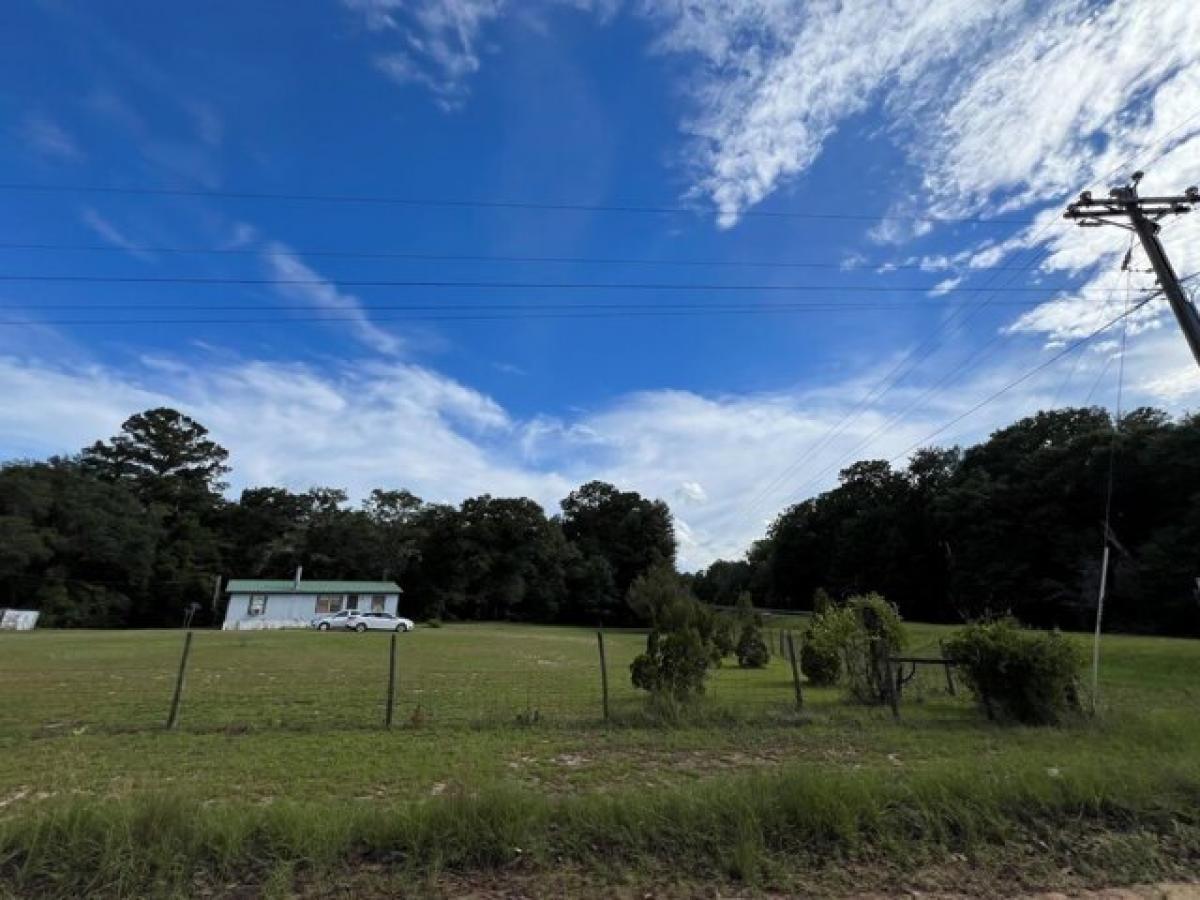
[1064,173,1200,366]
[1062,171,1200,710]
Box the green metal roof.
[226,579,401,594]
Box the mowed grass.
[1,623,1199,897]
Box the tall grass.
[4,754,1198,897]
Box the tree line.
[690,406,1200,636]
[3,404,1198,634]
[0,408,675,627]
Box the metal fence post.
[166,630,194,730]
[786,631,804,711]
[596,629,610,723]
[938,639,956,696]
[385,632,398,729]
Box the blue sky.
[2,0,1199,568]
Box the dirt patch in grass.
[507,737,867,794]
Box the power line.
[0,240,1058,273]
[0,272,1138,293]
[0,299,1052,311]
[0,303,1054,327]
[885,294,1154,463]
[732,240,1067,522]
[736,114,1200,525]
[0,181,1038,225]
[1081,352,1118,406]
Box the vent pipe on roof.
[294,566,303,590]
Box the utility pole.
[1064,172,1200,368]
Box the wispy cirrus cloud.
[261,240,405,356]
[20,113,83,162]
[345,0,618,110]
[79,208,156,262]
[346,0,505,110]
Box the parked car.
[310,609,357,631]
[345,611,415,633]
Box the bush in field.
[630,628,712,699]
[801,605,855,686]
[800,594,907,702]
[842,593,907,704]
[628,564,717,700]
[711,615,736,661]
[943,618,1083,725]
[735,622,769,669]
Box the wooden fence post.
[874,638,899,720]
[596,629,610,723]
[786,632,804,711]
[166,630,194,730]
[385,632,398,729]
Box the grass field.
[1,622,1199,897]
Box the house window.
[371,594,386,612]
[247,595,268,617]
[346,594,359,610]
[314,595,342,614]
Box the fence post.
[166,630,194,730]
[596,629,610,723]
[874,638,899,720]
[385,632,398,729]
[939,639,957,696]
[786,631,804,711]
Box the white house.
[0,609,40,631]
[221,571,402,630]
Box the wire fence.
[0,624,959,735]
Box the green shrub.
[943,618,1083,725]
[799,632,841,686]
[711,615,736,660]
[802,605,855,686]
[630,628,711,699]
[628,564,717,701]
[735,623,769,669]
[800,594,906,702]
[842,593,907,705]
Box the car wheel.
[395,623,405,632]
[355,623,367,633]
[318,622,330,631]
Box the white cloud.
[644,0,1013,227]
[261,242,405,356]
[639,0,1200,236]
[2,327,1199,571]
[929,276,962,297]
[20,114,82,162]
[348,0,618,110]
[79,208,155,262]
[352,0,505,110]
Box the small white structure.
[0,609,40,631]
[221,570,402,631]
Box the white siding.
[221,593,399,630]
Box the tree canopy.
[693,407,1200,635]
[3,404,1198,635]
[1,409,675,628]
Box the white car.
[344,611,415,633]
[311,609,358,631]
